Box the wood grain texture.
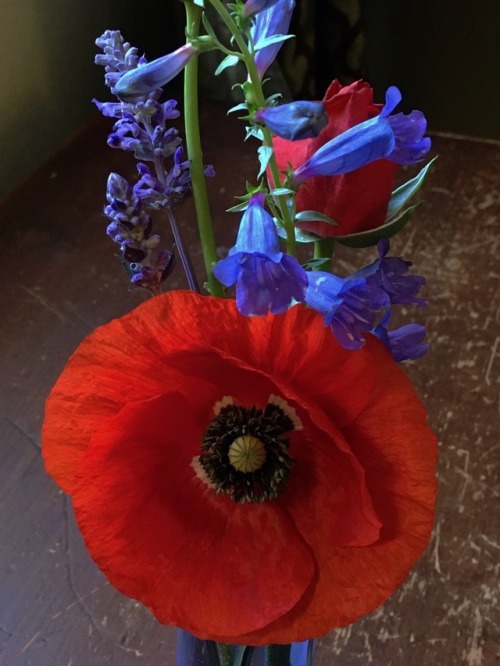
[0,108,498,665]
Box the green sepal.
[386,157,437,219]
[335,203,421,248]
[295,210,339,226]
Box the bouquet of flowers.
[42,1,438,664]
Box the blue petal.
[213,253,243,287]
[293,116,395,182]
[380,86,402,118]
[234,194,282,260]
[251,0,295,77]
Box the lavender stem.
[166,207,200,293]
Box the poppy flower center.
[194,395,301,503]
[228,435,267,473]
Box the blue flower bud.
[254,101,328,140]
[114,44,197,102]
[251,0,295,78]
[292,86,431,183]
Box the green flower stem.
[313,237,335,272]
[207,0,297,257]
[183,1,224,297]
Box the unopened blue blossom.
[254,101,327,140]
[305,272,389,349]
[213,193,307,315]
[251,0,295,78]
[293,86,431,183]
[373,316,429,362]
[356,238,427,306]
[114,44,197,102]
[242,0,282,17]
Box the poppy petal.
[73,391,316,639]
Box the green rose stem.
[313,237,335,271]
[183,1,224,297]
[208,0,297,258]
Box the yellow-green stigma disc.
[228,435,267,473]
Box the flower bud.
[254,101,327,140]
[114,44,197,102]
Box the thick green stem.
[313,237,335,272]
[183,1,224,297]
[208,0,297,257]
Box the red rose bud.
[254,101,328,140]
[114,44,197,102]
[273,80,430,237]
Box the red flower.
[274,80,398,238]
[43,291,437,645]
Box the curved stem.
[207,0,297,257]
[183,0,224,297]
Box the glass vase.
[176,629,317,666]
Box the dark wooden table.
[1,107,499,665]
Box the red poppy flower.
[43,291,437,645]
[273,80,398,238]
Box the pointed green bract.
[387,157,437,219]
[336,203,421,248]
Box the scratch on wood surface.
[50,585,103,620]
[480,534,500,551]
[19,285,67,323]
[4,417,40,451]
[456,449,471,502]
[20,630,41,654]
[362,632,374,663]
[463,609,483,665]
[432,521,443,575]
[484,336,499,386]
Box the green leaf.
[295,210,339,226]
[335,203,421,248]
[254,34,294,50]
[257,146,273,178]
[275,222,320,243]
[386,156,437,219]
[270,187,295,196]
[226,201,249,213]
[227,102,248,115]
[214,54,240,76]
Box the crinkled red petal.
[43,292,438,644]
[43,294,376,490]
[73,391,315,639]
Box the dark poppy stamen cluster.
[199,401,296,503]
